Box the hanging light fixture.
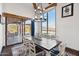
[33,3,47,22]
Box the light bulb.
[40,15,43,18]
[43,8,45,11]
[40,11,42,13]
[38,6,40,9]
[34,9,36,11]
[35,16,37,18]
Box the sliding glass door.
[7,18,22,45]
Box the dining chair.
[50,42,66,56]
[28,40,36,56]
[23,38,46,56]
[23,38,31,56]
[58,42,66,56]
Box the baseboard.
[66,47,79,56]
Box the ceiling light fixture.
[33,3,47,22]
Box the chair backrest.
[23,38,36,56]
[29,40,36,56]
[58,42,66,56]
[22,38,30,56]
[23,38,45,56]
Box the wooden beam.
[48,3,52,4]
[2,12,28,20]
[32,3,37,9]
[45,3,57,10]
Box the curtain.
[31,20,35,36]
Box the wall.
[56,3,79,51]
[0,4,2,14]
[0,24,4,53]
[3,3,34,18]
[0,3,4,53]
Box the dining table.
[24,36,61,56]
[34,37,61,56]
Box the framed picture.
[62,3,74,18]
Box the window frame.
[41,7,56,36]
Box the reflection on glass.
[24,20,31,35]
[7,24,18,33]
[25,24,31,35]
[42,13,47,34]
[7,23,21,45]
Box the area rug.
[11,44,26,56]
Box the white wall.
[56,3,79,51]
[3,3,34,18]
[0,3,4,53]
[0,24,3,53]
[0,4,2,14]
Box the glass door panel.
[25,24,31,35]
[24,20,31,36]
[7,18,22,45]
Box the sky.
[42,8,56,28]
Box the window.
[25,24,31,35]
[48,8,56,35]
[7,24,18,33]
[42,13,47,34]
[24,20,31,35]
[42,8,56,36]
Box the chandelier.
[33,3,47,22]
